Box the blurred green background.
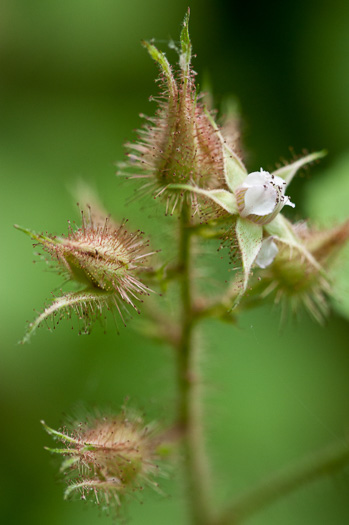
[2,1,349,524]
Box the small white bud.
[255,237,279,269]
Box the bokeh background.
[2,1,349,524]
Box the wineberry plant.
[16,10,349,525]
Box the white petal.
[255,237,278,269]
[242,185,277,216]
[242,170,270,188]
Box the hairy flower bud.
[15,208,154,342]
[42,411,162,509]
[258,220,349,321]
[120,10,229,214]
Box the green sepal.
[180,8,192,74]
[203,107,247,191]
[264,214,297,245]
[44,446,79,455]
[60,456,80,472]
[265,214,322,270]
[224,146,248,191]
[14,224,60,248]
[21,289,113,344]
[41,420,80,445]
[235,217,263,305]
[272,150,327,187]
[64,480,122,501]
[168,184,238,215]
[142,41,177,99]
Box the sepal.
[235,217,263,305]
[272,150,327,186]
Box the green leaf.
[235,218,263,305]
[272,150,327,187]
[180,8,192,74]
[168,184,238,214]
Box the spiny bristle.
[19,212,155,342]
[120,45,234,216]
[42,412,162,512]
[258,240,332,323]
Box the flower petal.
[255,237,278,268]
[242,185,277,216]
[241,170,269,187]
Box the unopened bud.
[42,411,162,508]
[258,220,349,322]
[121,11,229,214]
[15,209,154,342]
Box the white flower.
[255,237,278,269]
[235,169,295,225]
[169,139,325,305]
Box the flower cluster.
[179,149,326,303]
[14,9,349,521]
[121,10,337,309]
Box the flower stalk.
[176,202,212,525]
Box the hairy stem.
[177,203,212,525]
[214,437,349,525]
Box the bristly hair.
[119,11,232,216]
[41,407,163,514]
[15,209,156,342]
[255,220,349,323]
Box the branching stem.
[214,437,349,525]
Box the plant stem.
[214,437,349,525]
[177,203,212,525]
